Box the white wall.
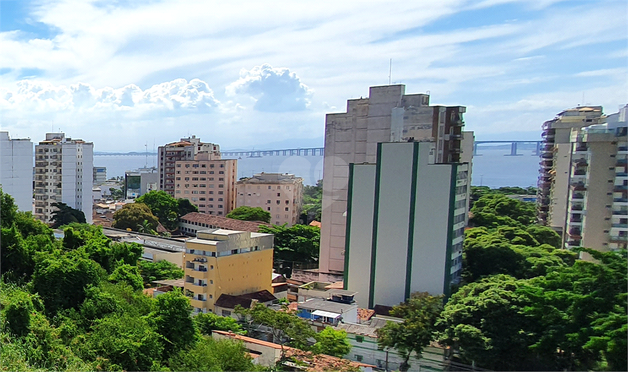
[0,133,33,212]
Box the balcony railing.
[572,193,585,200]
[612,210,628,215]
[614,198,628,203]
[612,223,628,228]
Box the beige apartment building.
[319,84,473,279]
[183,229,274,314]
[564,105,628,255]
[174,156,237,217]
[236,173,303,226]
[158,135,220,196]
[538,106,606,232]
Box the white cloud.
[226,64,313,112]
[0,78,220,115]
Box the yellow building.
[183,229,274,314]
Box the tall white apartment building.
[537,106,606,230]
[345,142,469,308]
[320,85,473,280]
[564,105,628,255]
[0,132,33,212]
[236,173,303,226]
[34,133,93,224]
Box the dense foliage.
[135,190,193,230]
[226,206,272,223]
[50,202,87,228]
[259,223,320,277]
[0,189,258,371]
[300,179,322,224]
[112,203,160,233]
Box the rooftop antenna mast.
[388,58,392,85]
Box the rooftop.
[214,290,277,309]
[237,172,303,184]
[297,298,357,314]
[180,212,270,233]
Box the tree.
[153,288,197,354]
[0,188,18,228]
[107,264,144,291]
[470,194,537,228]
[178,198,198,217]
[135,190,180,230]
[137,260,184,287]
[312,326,351,358]
[82,313,163,372]
[376,292,443,372]
[235,303,315,350]
[50,202,86,228]
[112,203,159,232]
[226,206,271,223]
[437,276,535,371]
[194,311,245,335]
[258,224,320,265]
[31,250,106,314]
[301,180,322,224]
[168,336,256,372]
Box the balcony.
[610,235,628,243]
[614,185,628,192]
[450,119,464,127]
[612,209,628,216]
[566,240,581,247]
[572,193,585,200]
[570,182,587,191]
[568,228,582,237]
[574,144,588,152]
[573,158,588,166]
[611,223,628,229]
[617,159,628,166]
[614,198,628,203]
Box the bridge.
[474,141,543,156]
[220,141,543,158]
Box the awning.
[312,310,341,319]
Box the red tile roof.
[180,212,270,233]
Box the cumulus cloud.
[0,78,220,115]
[226,64,313,112]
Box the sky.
[0,0,626,152]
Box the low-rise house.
[212,330,374,372]
[214,289,277,317]
[296,292,358,327]
[336,317,447,372]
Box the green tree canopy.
[301,180,322,224]
[226,206,271,223]
[259,224,320,264]
[112,203,160,233]
[178,198,199,216]
[135,190,180,230]
[376,292,443,372]
[153,288,197,354]
[50,202,86,228]
[194,311,245,335]
[312,326,351,358]
[168,336,256,372]
[470,194,537,228]
[107,264,144,291]
[137,259,184,287]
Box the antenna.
[388,58,392,85]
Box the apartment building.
[537,106,605,230]
[0,131,33,212]
[93,167,107,185]
[158,135,220,196]
[345,142,469,308]
[183,229,274,314]
[34,133,93,224]
[236,173,303,226]
[125,167,158,199]
[564,105,628,254]
[320,84,473,279]
[174,156,237,216]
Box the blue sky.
[0,0,626,151]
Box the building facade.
[174,158,237,216]
[537,106,605,230]
[345,142,468,308]
[93,166,107,185]
[183,229,274,314]
[320,85,472,278]
[564,105,628,254]
[0,131,33,212]
[34,133,93,224]
[158,135,220,196]
[236,173,303,226]
[125,167,158,199]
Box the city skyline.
[1,0,626,151]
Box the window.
[277,193,281,197]
[356,336,364,343]
[355,355,363,362]
[285,207,289,211]
[222,310,232,317]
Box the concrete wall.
[0,132,32,212]
[236,176,303,226]
[345,164,376,309]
